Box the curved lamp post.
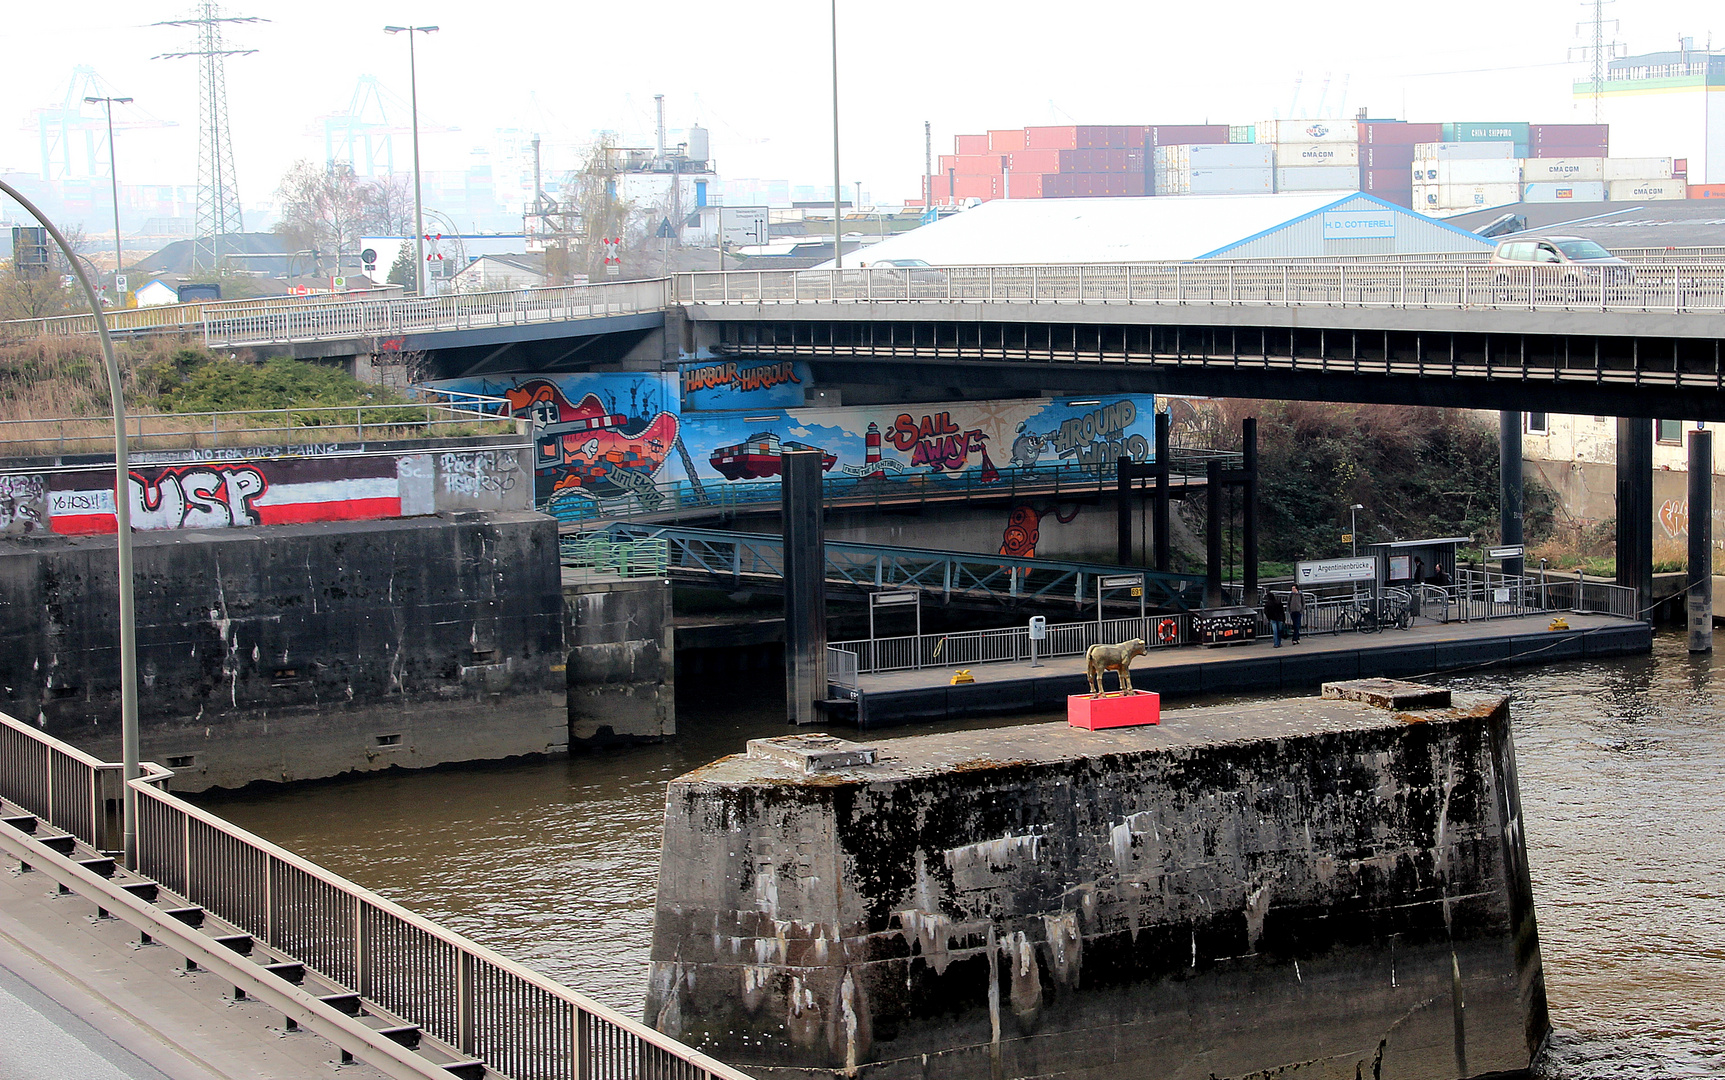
[0,180,141,867]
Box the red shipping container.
[1531,124,1608,146]
[952,174,999,200]
[988,128,1027,152]
[955,154,1006,176]
[1362,145,1418,168]
[1359,122,1444,146]
[1689,184,1725,199]
[1025,126,1079,150]
[1003,173,1044,198]
[1145,124,1229,147]
[1362,168,1412,193]
[938,154,957,173]
[1676,158,1689,180]
[955,134,989,155]
[1008,149,1062,173]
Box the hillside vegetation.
[1189,400,1557,565]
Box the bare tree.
[359,173,416,237]
[0,223,95,320]
[274,160,366,273]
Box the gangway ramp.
[586,523,1206,611]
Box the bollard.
[1689,431,1713,653]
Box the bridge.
[12,263,1725,416]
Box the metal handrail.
[675,261,1725,314]
[833,613,1193,675]
[1,279,673,348]
[594,522,1208,611]
[542,451,1240,525]
[0,708,754,1080]
[560,536,670,579]
[0,389,518,459]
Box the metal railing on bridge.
[0,387,519,460]
[676,261,1725,314]
[542,451,1238,526]
[1,279,671,349]
[0,709,754,1080]
[591,522,1208,611]
[560,535,670,580]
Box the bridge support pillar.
[1242,417,1259,607]
[1616,417,1654,619]
[1689,431,1713,652]
[1154,411,1171,574]
[1205,459,1224,608]
[1499,412,1524,578]
[782,449,828,725]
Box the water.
[202,634,1725,1078]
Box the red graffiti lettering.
[888,411,961,452]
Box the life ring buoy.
[1156,618,1180,645]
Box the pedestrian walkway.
[847,612,1650,727]
[0,862,386,1080]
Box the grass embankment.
[0,335,491,455]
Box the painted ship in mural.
[708,432,838,481]
[503,379,677,501]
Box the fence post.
[457,951,476,1055]
[355,895,372,999]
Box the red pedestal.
[1067,691,1161,729]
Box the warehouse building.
[846,192,1493,266]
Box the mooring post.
[1205,459,1224,608]
[1116,455,1132,565]
[1499,411,1524,579]
[1689,430,1713,653]
[1616,418,1654,619]
[782,449,827,724]
[1242,417,1259,607]
[1153,411,1171,574]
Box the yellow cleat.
[950,669,975,685]
[1548,617,1570,631]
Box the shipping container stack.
[926,116,1698,211]
[1357,122,1444,208]
[1258,119,1361,194]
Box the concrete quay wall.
[0,510,567,791]
[647,687,1548,1080]
[565,574,676,747]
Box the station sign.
[869,590,918,607]
[1487,545,1525,559]
[1296,556,1377,584]
[1100,574,1144,589]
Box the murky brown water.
[203,633,1725,1078]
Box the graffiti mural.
[680,360,809,411]
[0,474,49,534]
[999,505,1041,559]
[1660,498,1689,538]
[678,395,1155,492]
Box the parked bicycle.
[1333,596,1410,634]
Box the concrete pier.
[647,680,1548,1080]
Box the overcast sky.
[4,0,1723,209]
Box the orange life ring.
[1156,618,1180,644]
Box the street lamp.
[1349,504,1364,557]
[85,95,134,299]
[0,180,139,867]
[385,24,438,295]
[829,0,842,269]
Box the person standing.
[1287,583,1304,644]
[1264,590,1286,648]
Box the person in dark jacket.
[1287,582,1305,643]
[1264,591,1286,648]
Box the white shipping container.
[1607,178,1686,200]
[1521,157,1604,182]
[1413,142,1517,161]
[1412,160,1523,185]
[1415,183,1521,210]
[1603,157,1674,180]
[1255,119,1359,145]
[1182,167,1276,194]
[1276,143,1359,167]
[1522,181,1607,203]
[1176,144,1275,169]
[1275,166,1361,192]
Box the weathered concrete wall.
[0,510,566,791]
[0,436,532,537]
[565,575,675,747]
[1527,458,1725,565]
[647,686,1548,1080]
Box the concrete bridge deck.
[845,611,1650,726]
